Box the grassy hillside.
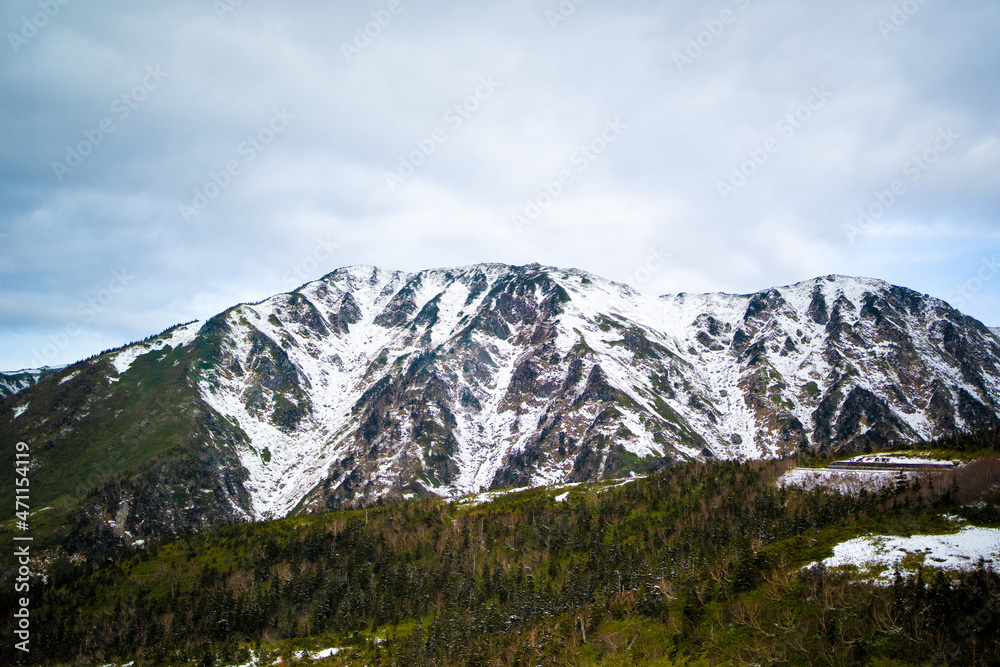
[2,430,999,666]
[0,339,253,569]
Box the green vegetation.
[2,431,999,666]
[0,348,197,514]
[0,343,253,573]
[768,394,795,410]
[572,328,594,355]
[595,315,622,333]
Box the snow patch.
[111,321,202,375]
[58,370,80,385]
[811,525,1000,583]
[307,648,341,659]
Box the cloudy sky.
[1,0,998,371]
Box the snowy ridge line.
[111,321,202,374]
[0,365,66,400]
[82,264,1000,517]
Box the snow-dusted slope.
[175,265,1000,518]
[0,366,60,399]
[5,264,999,522]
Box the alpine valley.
[2,263,1000,564]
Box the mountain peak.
[4,265,999,547]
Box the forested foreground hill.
[4,431,1000,667]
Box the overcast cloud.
[1,0,998,370]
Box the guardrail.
[827,461,958,472]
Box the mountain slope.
[0,366,60,400]
[2,264,1000,561]
[6,431,999,667]
[192,265,1000,517]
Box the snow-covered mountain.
[187,264,1000,518]
[3,264,1000,552]
[0,366,59,399]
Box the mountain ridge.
[3,263,1000,564]
[0,366,62,400]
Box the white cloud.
[0,0,998,368]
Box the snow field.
[811,524,1000,584]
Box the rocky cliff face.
[3,264,999,559]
